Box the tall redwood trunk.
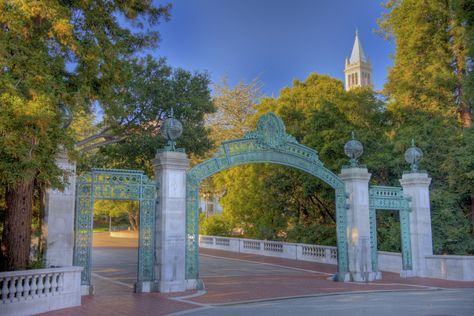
[471,194,474,240]
[461,110,472,129]
[1,180,34,271]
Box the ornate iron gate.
[73,168,156,289]
[369,185,412,272]
[185,113,349,281]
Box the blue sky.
[150,0,394,96]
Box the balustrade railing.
[0,266,82,316]
[198,235,474,281]
[199,235,338,264]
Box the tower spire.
[350,29,367,64]
[344,30,373,91]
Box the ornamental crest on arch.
[245,112,297,148]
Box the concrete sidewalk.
[41,246,474,315]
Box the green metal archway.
[369,186,412,272]
[185,113,349,281]
[74,168,156,292]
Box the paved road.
[173,289,474,316]
[91,232,311,289]
[90,233,474,316]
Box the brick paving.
[39,277,200,316]
[190,248,474,304]
[42,247,474,315]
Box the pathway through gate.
[73,168,156,293]
[185,113,350,282]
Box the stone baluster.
[23,276,31,298]
[2,277,10,302]
[51,273,58,294]
[58,273,64,292]
[16,276,23,300]
[325,248,332,263]
[30,275,38,298]
[44,273,52,295]
[37,274,45,296]
[8,276,16,302]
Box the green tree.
[198,79,262,232]
[199,213,232,236]
[0,0,170,270]
[94,200,139,231]
[216,74,392,244]
[80,56,215,174]
[379,0,474,252]
[206,78,261,145]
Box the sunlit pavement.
[171,289,474,316]
[41,233,474,316]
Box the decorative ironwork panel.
[369,185,412,272]
[186,113,349,280]
[74,172,93,284]
[185,179,200,280]
[74,168,157,286]
[399,208,412,270]
[138,175,157,282]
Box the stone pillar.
[340,167,380,281]
[152,151,189,293]
[400,172,433,277]
[44,152,76,267]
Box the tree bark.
[1,179,34,271]
[471,194,474,240]
[128,212,138,231]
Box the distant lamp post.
[344,131,363,167]
[160,108,183,151]
[59,103,73,129]
[404,139,423,173]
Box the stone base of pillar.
[400,270,416,278]
[185,279,204,290]
[349,271,382,282]
[135,281,159,293]
[81,285,94,296]
[159,281,188,293]
[333,272,351,282]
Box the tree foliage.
[212,74,394,245]
[80,56,215,175]
[0,0,172,270]
[94,200,139,231]
[379,0,474,252]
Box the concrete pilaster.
[400,173,433,277]
[152,151,189,293]
[340,167,380,281]
[44,152,76,267]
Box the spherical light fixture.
[160,108,183,151]
[59,103,73,129]
[344,131,363,167]
[404,139,423,173]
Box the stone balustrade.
[199,235,474,281]
[0,266,83,316]
[199,235,338,264]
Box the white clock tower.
[345,30,373,91]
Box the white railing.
[0,266,83,316]
[199,235,474,281]
[199,235,338,264]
